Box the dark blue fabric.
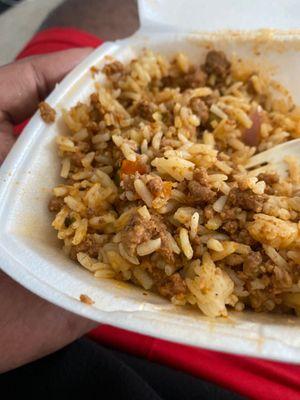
[0,338,244,399]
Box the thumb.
[0,121,16,165]
[0,47,93,125]
[0,47,93,164]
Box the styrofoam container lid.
[2,0,300,362]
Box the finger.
[0,271,97,373]
[0,47,92,125]
[0,128,16,165]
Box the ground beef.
[90,92,105,115]
[188,180,216,203]
[257,173,279,186]
[232,228,258,246]
[89,99,105,124]
[263,186,275,195]
[161,68,207,91]
[122,215,151,255]
[227,188,265,212]
[190,98,209,124]
[160,137,178,149]
[225,254,244,266]
[48,196,64,212]
[65,178,76,186]
[176,180,188,192]
[160,75,178,89]
[202,93,219,107]
[203,50,231,79]
[243,251,263,278]
[150,267,165,283]
[86,208,95,218]
[203,205,215,221]
[122,175,135,191]
[39,101,56,123]
[69,234,101,261]
[152,215,175,263]
[157,273,187,298]
[220,207,239,221]
[147,176,164,197]
[183,67,207,89]
[247,78,258,95]
[161,111,174,126]
[122,214,175,263]
[271,266,293,290]
[78,141,91,153]
[222,220,239,234]
[102,61,124,76]
[193,167,209,186]
[70,151,84,167]
[87,124,99,138]
[135,101,156,121]
[257,173,279,195]
[248,290,274,312]
[90,66,100,76]
[193,243,204,258]
[90,92,99,104]
[79,294,94,305]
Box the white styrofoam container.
[2,0,300,363]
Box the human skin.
[39,0,139,40]
[0,49,98,373]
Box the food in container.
[49,48,300,318]
[2,0,300,362]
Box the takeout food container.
[2,0,300,362]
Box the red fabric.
[90,326,300,400]
[16,27,102,59]
[16,27,300,400]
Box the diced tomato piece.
[162,182,172,198]
[120,160,148,178]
